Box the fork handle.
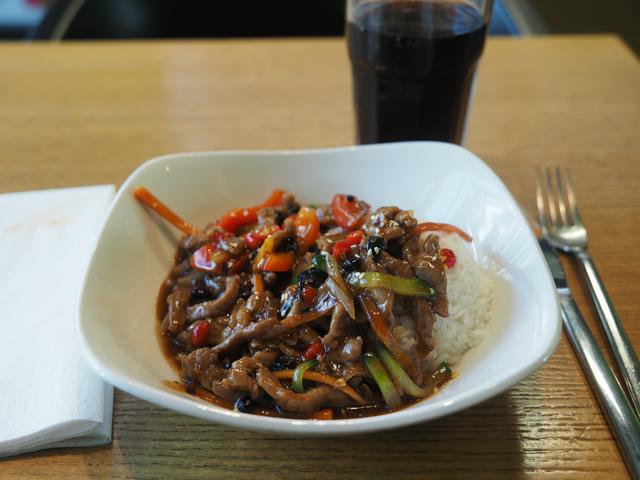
[575,250,640,417]
[559,294,640,477]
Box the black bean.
[275,236,298,253]
[341,254,362,272]
[234,394,257,413]
[308,244,319,254]
[271,356,299,371]
[365,236,386,260]
[287,202,301,215]
[256,394,275,409]
[297,267,328,290]
[346,195,356,202]
[190,288,212,304]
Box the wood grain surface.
[1,35,639,479]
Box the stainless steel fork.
[536,167,640,417]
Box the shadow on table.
[104,389,525,480]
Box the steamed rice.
[394,233,493,371]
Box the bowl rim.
[77,141,561,435]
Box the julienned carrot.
[253,272,265,294]
[133,186,201,236]
[412,222,472,243]
[274,370,365,404]
[311,408,334,420]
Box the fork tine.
[564,169,584,226]
[535,168,548,234]
[545,168,559,229]
[555,167,569,226]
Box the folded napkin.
[0,185,115,458]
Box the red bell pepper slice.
[253,231,296,272]
[332,230,363,258]
[295,207,320,251]
[244,225,281,249]
[218,189,285,233]
[330,194,369,230]
[257,252,295,272]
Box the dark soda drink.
[348,0,488,144]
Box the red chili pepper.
[303,341,324,360]
[332,230,364,258]
[295,207,320,251]
[191,322,210,347]
[218,190,285,233]
[440,248,457,268]
[330,194,369,230]
[301,285,318,305]
[244,225,281,249]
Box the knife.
[539,238,640,478]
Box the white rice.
[393,233,493,371]
[425,233,493,369]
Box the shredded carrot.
[311,408,334,420]
[359,295,421,383]
[280,307,332,330]
[274,370,365,404]
[412,222,472,242]
[253,272,265,294]
[133,186,201,236]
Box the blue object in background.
[489,0,521,35]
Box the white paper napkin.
[0,185,115,458]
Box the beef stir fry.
[136,187,472,419]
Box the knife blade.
[539,238,640,478]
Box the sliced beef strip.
[378,251,414,278]
[258,207,278,227]
[256,368,352,413]
[179,231,210,254]
[403,234,448,317]
[162,287,191,334]
[176,271,206,287]
[379,251,437,355]
[362,206,417,243]
[297,325,322,346]
[182,349,278,401]
[218,235,246,256]
[321,303,352,352]
[405,297,437,354]
[181,347,226,390]
[212,317,286,357]
[332,336,363,363]
[187,275,241,321]
[331,359,369,383]
[171,259,192,277]
[223,356,262,400]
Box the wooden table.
[1,35,639,479]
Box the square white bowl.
[77,142,561,435]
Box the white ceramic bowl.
[78,142,561,435]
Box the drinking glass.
[347,0,493,144]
